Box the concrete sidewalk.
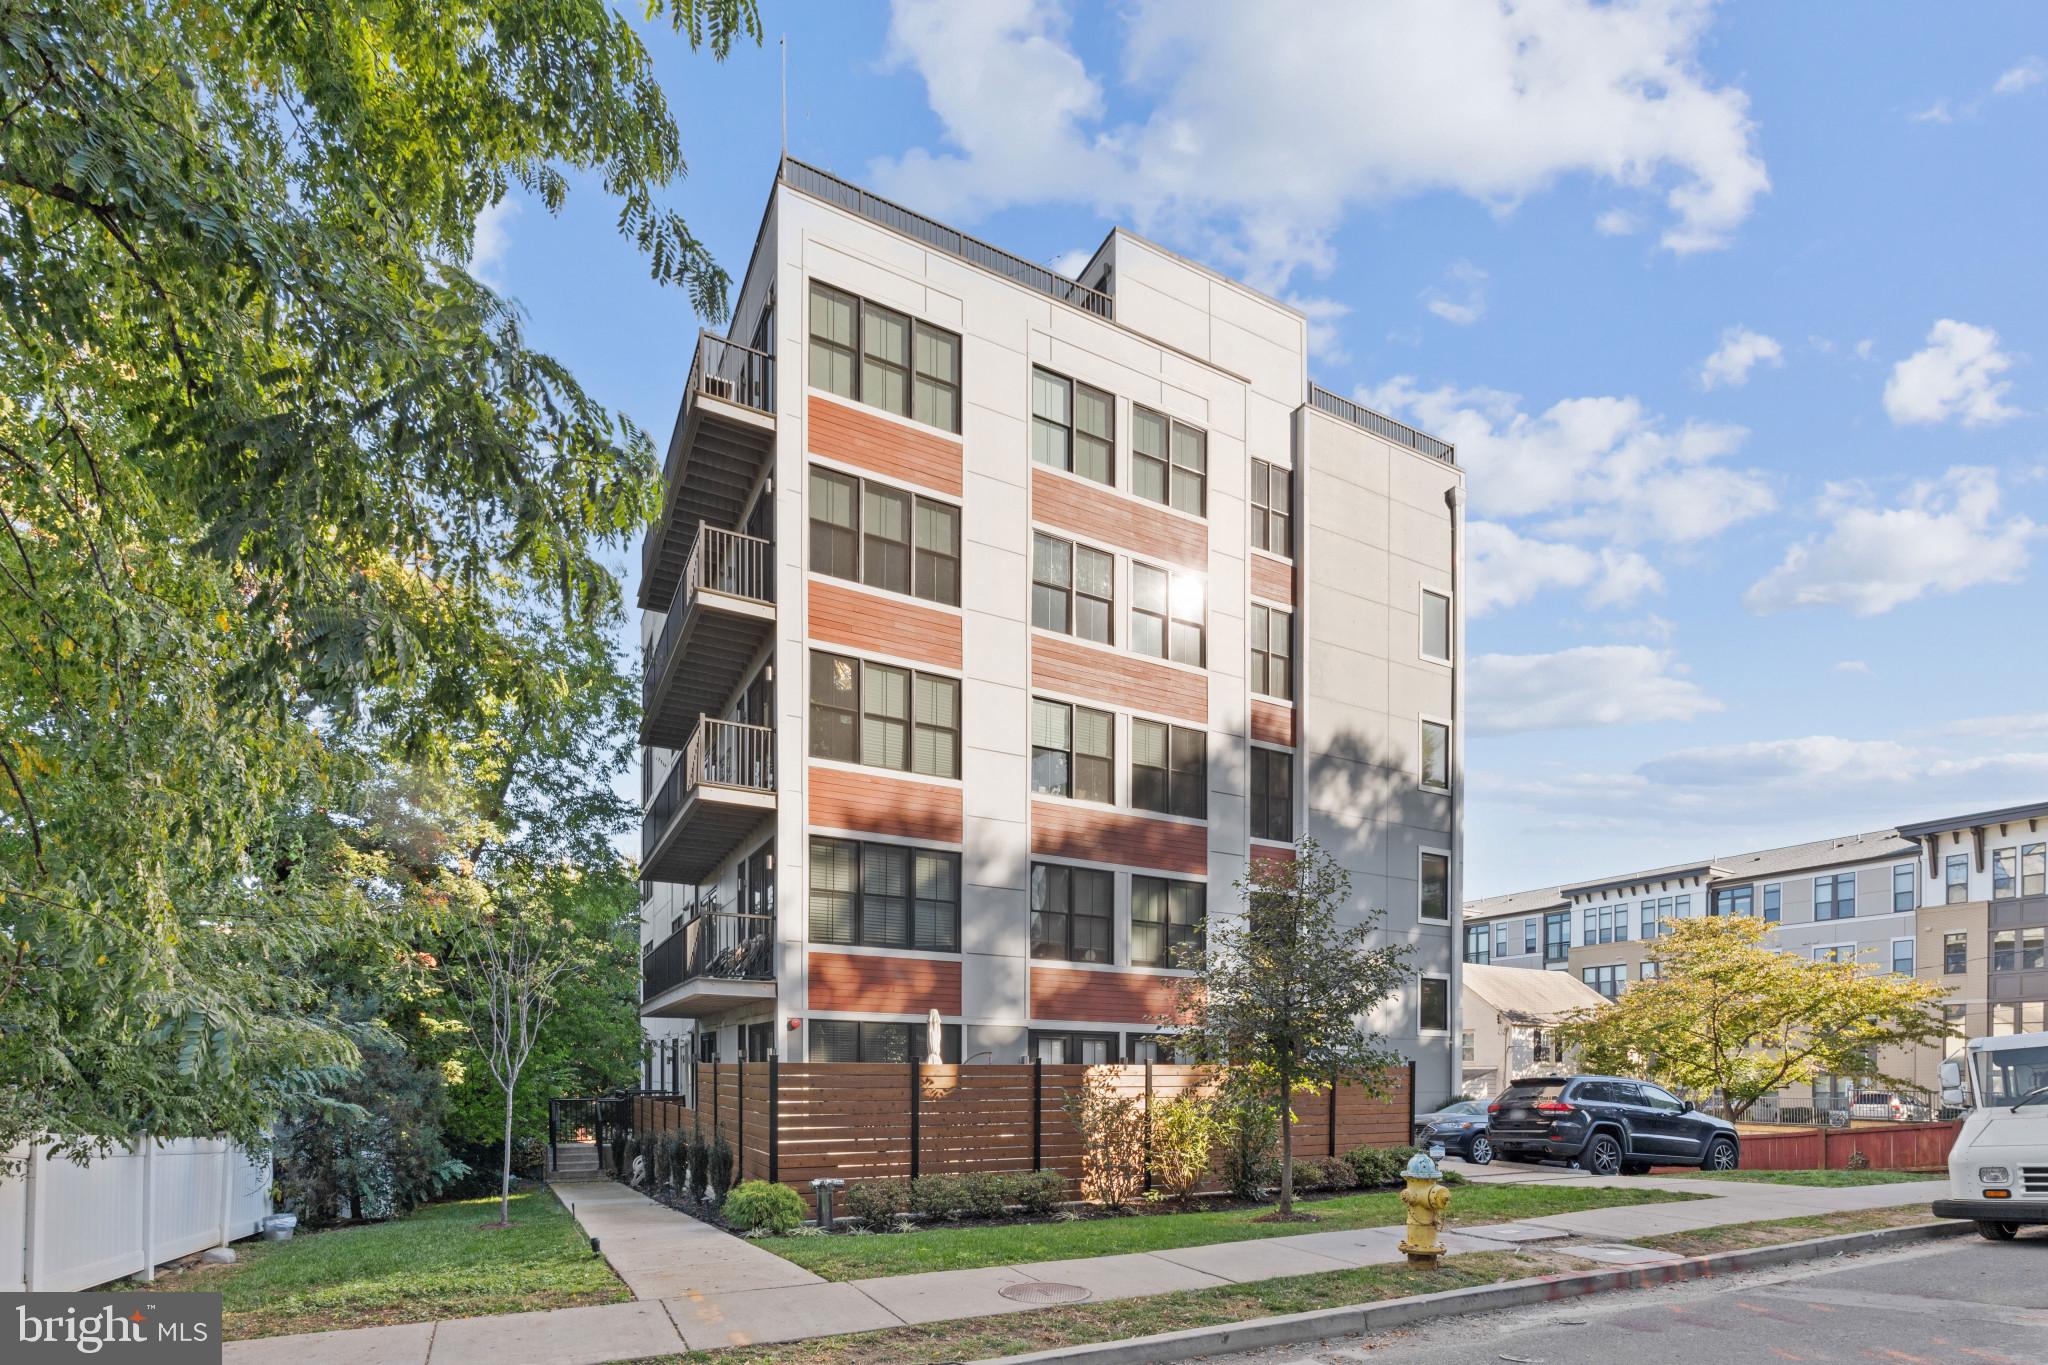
[220,1173,1950,1365]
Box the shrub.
[1064,1071,1146,1209]
[661,1133,685,1188]
[1004,1169,1065,1217]
[1343,1143,1420,1189]
[724,1180,807,1235]
[1218,1096,1278,1200]
[910,1173,965,1220]
[1292,1158,1330,1191]
[624,1133,645,1186]
[1441,1168,1467,1186]
[1148,1094,1220,1204]
[274,1036,470,1227]
[686,1130,709,1197]
[1320,1156,1358,1190]
[958,1172,1010,1220]
[707,1132,736,1201]
[1846,1149,1871,1171]
[842,1178,910,1231]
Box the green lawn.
[1633,1203,1938,1257]
[110,1189,628,1339]
[766,1184,1702,1280]
[1682,1169,1939,1187]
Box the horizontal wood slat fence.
[630,1060,1414,1212]
[1703,1119,1960,1173]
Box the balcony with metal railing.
[640,524,774,749]
[641,717,776,886]
[641,908,776,1017]
[639,332,777,610]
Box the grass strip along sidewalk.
[638,1202,1943,1365]
[114,1190,629,1339]
[1674,1168,1935,1188]
[763,1183,1700,1280]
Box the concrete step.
[549,1170,609,1184]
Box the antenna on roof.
[780,35,788,158]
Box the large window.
[1762,882,1781,923]
[1131,563,1204,666]
[1250,604,1292,699]
[1464,924,1491,964]
[1894,863,1917,912]
[809,652,960,778]
[1421,851,1450,923]
[1132,406,1206,515]
[1251,459,1291,555]
[2026,843,2047,897]
[1544,911,1571,963]
[1945,931,1968,974]
[1946,854,1969,904]
[1134,720,1206,819]
[1031,368,1113,484]
[1031,863,1113,963]
[1582,965,1625,1000]
[1421,589,1452,663]
[1815,872,1857,921]
[1892,939,1915,975]
[1711,885,1753,918]
[809,281,961,432]
[809,467,960,605]
[1995,847,2017,899]
[809,1019,961,1063]
[1419,977,1450,1032]
[1031,1030,1118,1064]
[1250,746,1292,841]
[1524,918,1538,954]
[1420,720,1451,791]
[809,837,960,951]
[1031,699,1114,803]
[1032,533,1114,644]
[1131,876,1204,968]
[1993,930,2016,972]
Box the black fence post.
[1406,1058,1417,1132]
[1142,1060,1154,1192]
[547,1100,558,1173]
[1032,1058,1043,1170]
[713,1060,722,1142]
[1328,1076,1338,1160]
[768,1054,781,1185]
[737,1054,746,1179]
[909,1058,922,1181]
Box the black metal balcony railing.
[782,159,1114,321]
[643,334,776,589]
[642,910,776,999]
[642,524,772,714]
[1307,383,1456,464]
[641,717,776,863]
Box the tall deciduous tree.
[1167,840,1411,1215]
[1555,916,1949,1119]
[0,0,759,1161]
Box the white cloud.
[1469,645,1720,735]
[1422,261,1488,325]
[1366,379,1775,540]
[1884,320,2020,426]
[469,197,521,287]
[1286,294,1351,364]
[1465,521,1663,617]
[1834,659,1871,675]
[1697,325,1783,389]
[1594,207,1643,236]
[873,0,1769,289]
[1909,99,1953,125]
[1049,247,1093,277]
[1994,57,2046,97]
[1745,466,2038,616]
[1854,338,1875,360]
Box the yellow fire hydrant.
[1397,1150,1452,1267]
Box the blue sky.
[480,1,2048,898]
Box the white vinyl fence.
[0,1138,272,1292]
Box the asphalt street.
[1199,1231,2048,1364]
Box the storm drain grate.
[998,1282,1092,1305]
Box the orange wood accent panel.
[1250,553,1295,606]
[809,577,963,670]
[1031,801,1207,874]
[808,951,963,1015]
[1031,635,1207,725]
[809,766,964,843]
[1250,841,1297,871]
[1250,699,1295,746]
[1030,966,1184,1024]
[809,394,963,497]
[1031,467,1206,571]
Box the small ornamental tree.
[1166,839,1411,1215]
[1554,916,1949,1119]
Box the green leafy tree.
[1555,916,1950,1119]
[1167,840,1411,1215]
[0,0,758,1161]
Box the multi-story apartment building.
[636,159,1466,1106]
[1464,800,2047,1113]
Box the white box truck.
[1933,1029,2048,1240]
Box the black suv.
[1487,1075,1740,1174]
